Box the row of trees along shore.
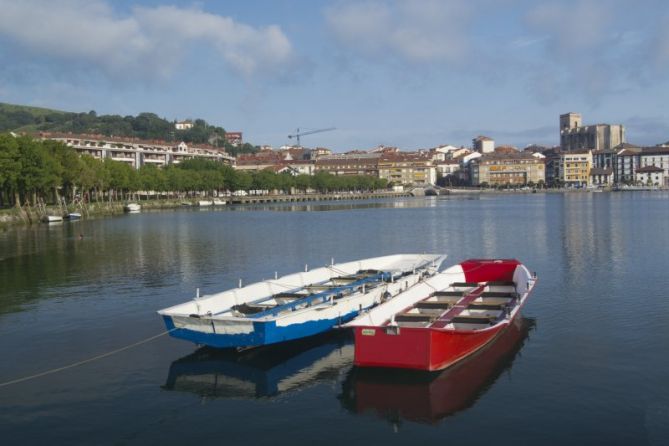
[0,134,388,208]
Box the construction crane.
[287,127,335,147]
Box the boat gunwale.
[348,263,536,334]
[157,254,447,318]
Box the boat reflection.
[163,331,354,399]
[339,316,535,424]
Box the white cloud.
[0,0,294,80]
[525,1,612,56]
[653,17,669,68]
[325,0,471,64]
[521,0,652,102]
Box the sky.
[1,0,669,152]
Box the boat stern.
[353,325,433,370]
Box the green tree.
[0,133,22,206]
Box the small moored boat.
[124,203,141,213]
[64,212,82,220]
[158,254,446,350]
[198,200,213,207]
[42,215,63,223]
[346,259,536,371]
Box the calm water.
[1,193,668,445]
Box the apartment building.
[378,153,436,186]
[469,152,545,186]
[314,153,381,177]
[558,151,592,187]
[43,134,234,169]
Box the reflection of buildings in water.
[339,317,535,425]
[480,205,498,257]
[561,193,622,283]
[163,332,354,399]
[239,198,439,213]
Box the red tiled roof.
[636,165,664,173]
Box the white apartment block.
[45,135,234,169]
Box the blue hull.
[162,310,360,349]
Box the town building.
[559,112,625,152]
[558,151,592,187]
[42,133,234,169]
[638,146,669,187]
[589,167,614,187]
[378,152,436,186]
[435,160,462,186]
[472,136,495,153]
[235,151,285,171]
[175,120,193,130]
[311,147,333,158]
[635,166,665,186]
[614,145,642,185]
[314,153,381,177]
[225,132,243,146]
[469,152,545,187]
[541,148,562,187]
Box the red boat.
[345,259,536,371]
[340,316,535,424]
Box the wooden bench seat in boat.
[450,282,479,288]
[394,313,435,323]
[451,316,495,325]
[480,291,516,298]
[486,280,516,286]
[232,303,272,315]
[274,292,307,299]
[433,291,464,297]
[467,303,504,311]
[414,301,451,310]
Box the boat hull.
[158,254,446,350]
[348,258,536,371]
[163,308,361,349]
[353,322,508,371]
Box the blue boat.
[158,254,445,350]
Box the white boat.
[158,254,446,349]
[64,212,82,220]
[198,200,213,206]
[42,215,63,223]
[213,199,227,206]
[124,203,141,212]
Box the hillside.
[0,102,258,156]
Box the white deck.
[158,254,446,335]
[345,261,535,331]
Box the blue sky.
[1,0,669,151]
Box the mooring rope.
[0,328,176,389]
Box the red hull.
[344,317,533,423]
[353,323,507,371]
[351,258,534,371]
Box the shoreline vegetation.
[0,132,389,228]
[3,186,664,231]
[1,133,666,230]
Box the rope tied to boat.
[0,328,177,389]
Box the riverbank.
[0,191,410,230]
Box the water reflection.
[162,331,354,399]
[339,317,535,425]
[229,198,442,213]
